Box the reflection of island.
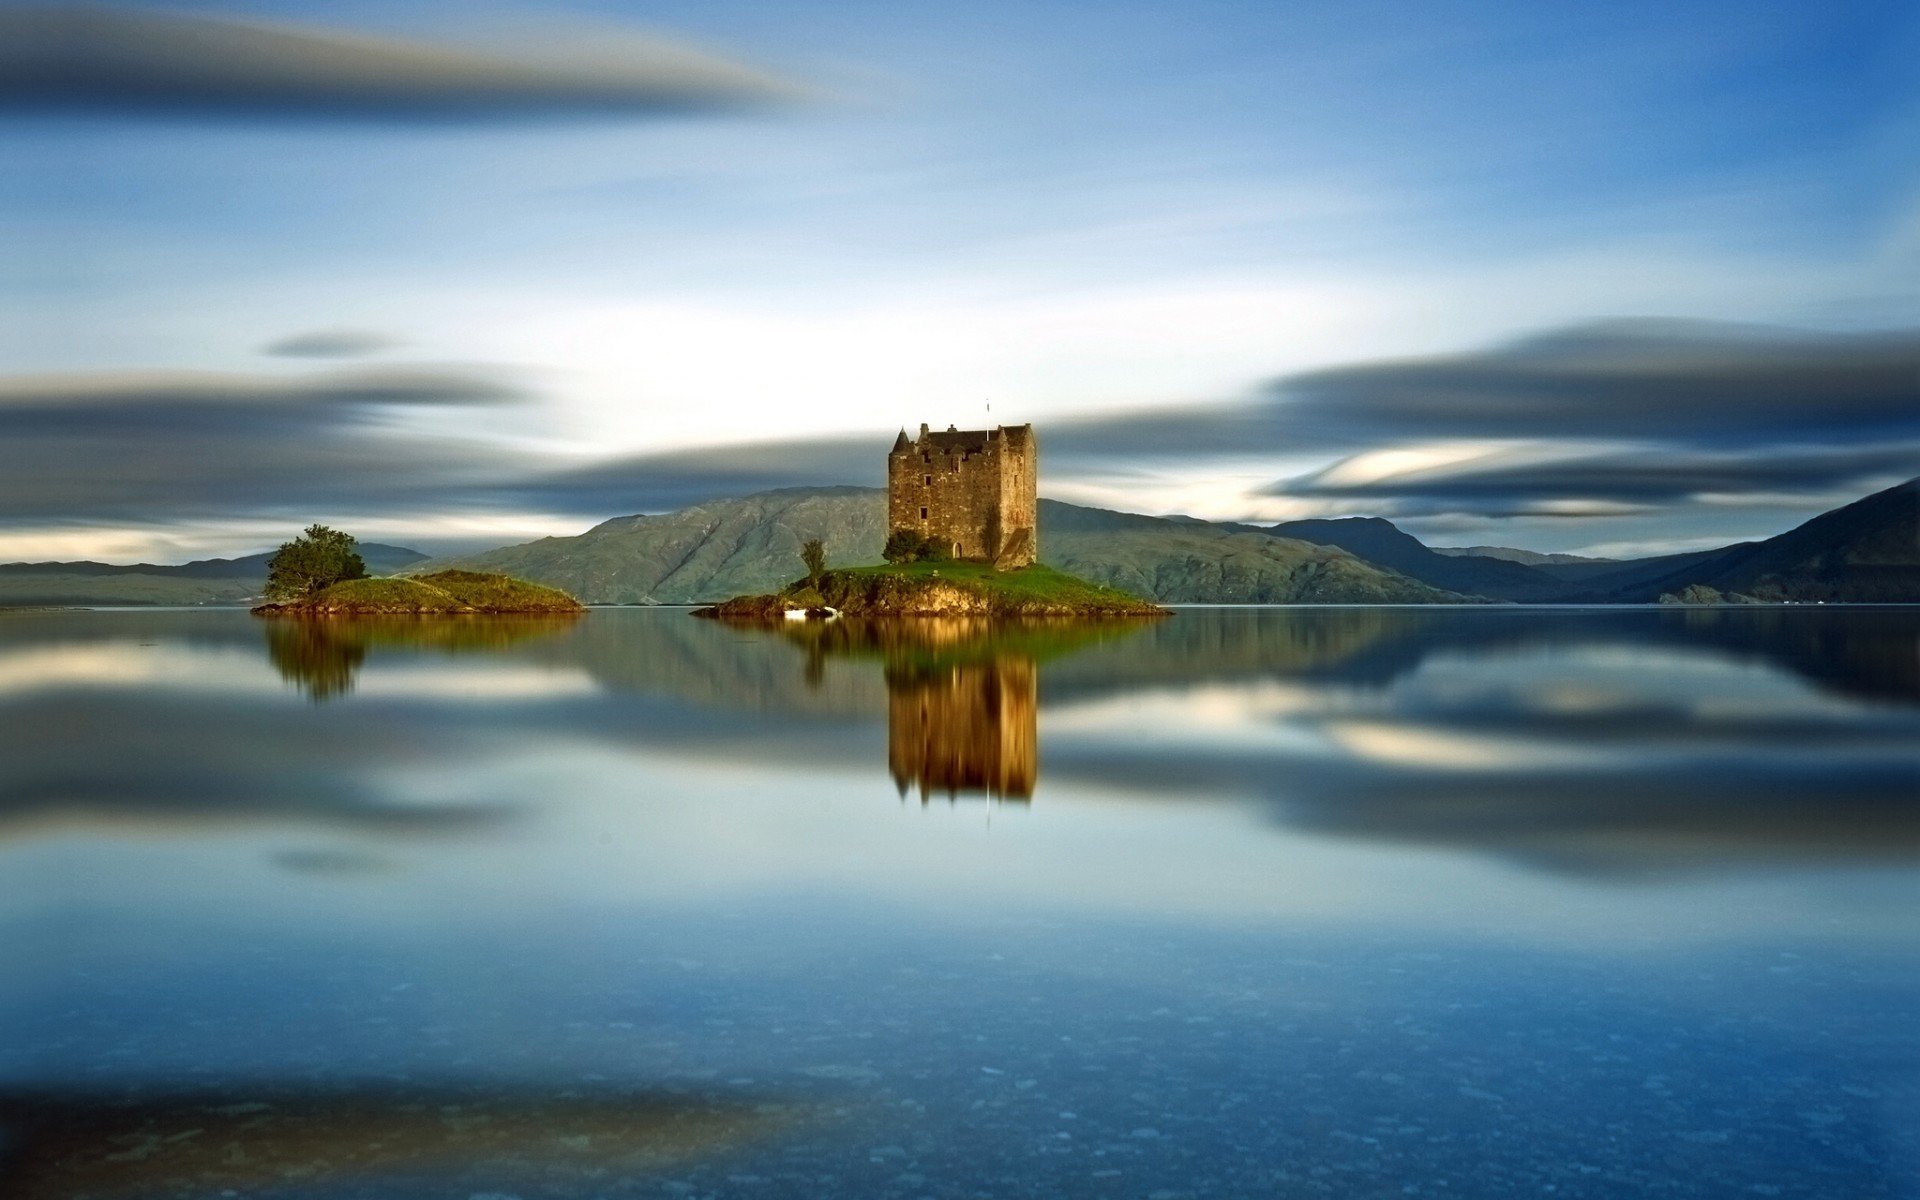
[0,1083,785,1200]
[765,617,1155,802]
[264,615,583,701]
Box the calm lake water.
[3,605,1918,1199]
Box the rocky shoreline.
[693,563,1168,620]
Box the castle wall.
[887,423,1037,568]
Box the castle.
[886,423,1037,568]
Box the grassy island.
[252,569,586,616]
[694,560,1168,619]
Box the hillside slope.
[1612,478,1920,602]
[1260,517,1574,602]
[1040,502,1470,604]
[409,487,889,605]
[1433,546,1616,567]
[416,489,1473,605]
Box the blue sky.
[2,0,1916,560]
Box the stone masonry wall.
[887,424,1036,568]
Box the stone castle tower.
[887,423,1037,568]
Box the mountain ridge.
[411,489,1475,605]
[0,544,427,607]
[8,480,1912,608]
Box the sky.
[1,0,1916,562]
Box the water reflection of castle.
[887,655,1038,802]
[769,615,1153,804]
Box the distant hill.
[1601,478,1920,603]
[413,488,1473,605]
[1039,501,1470,604]
[0,543,427,606]
[1255,517,1575,602]
[1433,545,1616,566]
[411,479,1920,606]
[409,487,890,606]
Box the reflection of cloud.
[0,691,513,837]
[1031,608,1920,876]
[261,329,400,359]
[0,1083,788,1200]
[271,845,394,875]
[0,6,802,119]
[1269,757,1920,878]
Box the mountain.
[1432,546,1616,567]
[1602,478,1920,603]
[1038,501,1470,604]
[1260,482,1920,603]
[0,543,428,607]
[410,487,890,605]
[1256,517,1575,602]
[413,488,1473,605]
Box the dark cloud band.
[0,366,533,522]
[1038,319,1920,516]
[1274,320,1920,447]
[489,437,887,517]
[1281,443,1920,507]
[0,6,801,119]
[261,329,400,359]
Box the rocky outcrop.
[695,564,1167,619]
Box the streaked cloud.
[498,436,886,516]
[261,328,400,359]
[0,4,803,119]
[1272,321,1920,447]
[1043,321,1920,459]
[1,317,1913,554]
[1281,441,1920,515]
[1030,320,1920,519]
[0,365,533,523]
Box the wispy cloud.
[1031,320,1920,519]
[0,365,533,523]
[0,5,804,119]
[1272,320,1920,447]
[496,436,886,516]
[1280,442,1920,515]
[260,329,400,359]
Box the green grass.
[255,571,584,615]
[831,560,1151,605]
[412,569,586,612]
[705,560,1165,618]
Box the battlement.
[887,423,1038,568]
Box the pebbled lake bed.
[3,605,1917,1198]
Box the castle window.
[919,507,928,519]
[923,474,931,486]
